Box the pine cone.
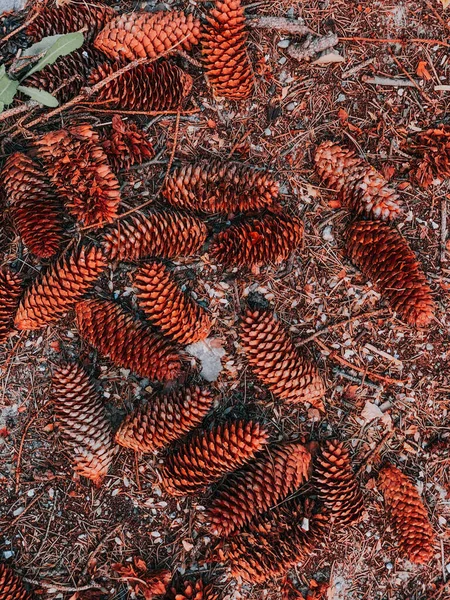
[313,439,364,526]
[94,10,201,60]
[406,127,450,188]
[240,308,325,409]
[52,363,115,485]
[314,141,402,221]
[134,262,212,346]
[15,245,107,331]
[378,463,435,564]
[89,60,193,111]
[102,116,154,172]
[102,210,208,262]
[346,220,435,327]
[1,152,64,258]
[167,579,218,600]
[209,212,303,267]
[201,0,255,100]
[0,268,22,345]
[115,385,213,453]
[161,420,269,496]
[75,298,183,382]
[0,563,32,600]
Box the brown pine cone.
[134,262,212,346]
[240,308,325,410]
[346,220,435,327]
[209,212,303,267]
[94,10,201,60]
[89,60,193,111]
[315,141,402,221]
[102,115,154,172]
[0,268,22,345]
[166,579,218,600]
[102,210,208,262]
[406,127,450,188]
[0,563,32,600]
[52,363,115,486]
[1,152,64,258]
[15,245,107,331]
[161,420,269,496]
[378,463,435,564]
[115,385,213,453]
[162,159,279,214]
[76,298,183,382]
[202,0,255,100]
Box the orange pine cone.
[202,0,255,100]
[0,563,32,600]
[102,115,154,172]
[0,268,22,345]
[15,245,107,331]
[167,579,218,600]
[346,220,435,327]
[75,298,183,382]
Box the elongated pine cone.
[346,220,435,327]
[378,463,435,564]
[161,420,269,496]
[406,127,450,188]
[76,298,182,382]
[102,116,154,172]
[134,263,212,345]
[167,579,218,600]
[89,60,193,111]
[209,212,303,267]
[315,141,402,221]
[115,386,213,453]
[240,308,325,409]
[162,160,279,214]
[94,10,201,60]
[102,210,208,262]
[15,245,107,331]
[0,268,22,345]
[206,441,312,536]
[202,0,255,100]
[314,439,364,526]
[0,563,32,600]
[1,152,64,258]
[52,363,115,485]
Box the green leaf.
[0,102,4,114]
[24,31,84,79]
[20,34,67,58]
[0,65,6,77]
[17,85,59,107]
[0,71,19,106]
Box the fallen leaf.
[441,0,450,9]
[416,60,432,81]
[312,52,345,65]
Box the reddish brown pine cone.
[76,298,183,382]
[94,10,201,60]
[378,463,435,564]
[202,0,255,100]
[314,141,402,221]
[161,420,269,496]
[209,212,303,267]
[102,116,154,172]
[240,308,325,410]
[166,579,218,600]
[406,127,450,188]
[115,386,213,453]
[162,160,279,214]
[134,262,212,346]
[0,563,32,600]
[52,363,115,486]
[1,152,64,258]
[15,245,107,331]
[0,268,22,345]
[346,220,435,327]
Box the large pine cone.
[166,579,218,600]
[314,141,402,221]
[240,308,325,409]
[161,420,269,496]
[75,298,183,382]
[115,386,213,453]
[1,152,64,259]
[202,0,255,100]
[0,268,22,345]
[15,245,107,331]
[52,363,115,486]
[378,463,435,564]
[346,220,435,327]
[94,10,201,60]
[102,116,154,172]
[0,563,32,600]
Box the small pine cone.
[240,308,325,409]
[209,212,303,267]
[161,420,269,496]
[76,298,183,382]
[167,579,218,600]
[314,141,402,221]
[406,127,450,188]
[378,463,435,564]
[134,262,212,345]
[1,152,64,258]
[202,0,255,100]
[162,160,279,214]
[346,220,435,327]
[52,363,115,485]
[115,386,213,453]
[0,563,32,600]
[102,210,208,262]
[94,10,201,60]
[0,268,22,345]
[102,115,154,172]
[15,245,107,331]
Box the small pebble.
[277,39,290,48]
